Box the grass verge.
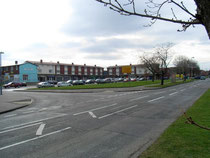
[147,79,194,88]
[139,89,210,158]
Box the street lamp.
[0,52,4,95]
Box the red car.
[3,82,22,88]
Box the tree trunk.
[194,0,210,39]
[161,72,164,85]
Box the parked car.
[137,77,145,81]
[95,79,105,84]
[3,82,21,88]
[104,78,112,83]
[85,79,95,84]
[66,80,73,84]
[200,76,206,80]
[19,82,27,87]
[57,81,72,87]
[130,78,137,82]
[47,80,58,85]
[37,82,54,88]
[72,80,84,85]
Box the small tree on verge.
[155,43,174,85]
[140,53,160,82]
[96,0,210,39]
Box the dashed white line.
[22,110,34,114]
[4,114,17,118]
[154,91,166,95]
[73,103,117,116]
[180,89,186,92]
[98,105,138,119]
[129,95,149,102]
[148,96,165,103]
[169,92,178,96]
[36,123,46,136]
[0,127,71,151]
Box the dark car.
[3,82,21,88]
[95,79,105,84]
[47,80,58,85]
[85,79,95,84]
[72,80,84,85]
[19,82,27,87]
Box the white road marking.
[169,92,178,96]
[4,114,17,118]
[154,91,166,95]
[3,114,66,130]
[0,122,43,134]
[39,108,48,112]
[129,95,149,102]
[73,103,117,116]
[36,123,46,136]
[0,127,71,151]
[99,105,138,119]
[22,110,34,114]
[148,96,165,103]
[88,112,97,118]
[180,89,186,92]
[170,89,176,91]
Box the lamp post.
[0,52,4,95]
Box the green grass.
[147,79,194,88]
[139,89,210,158]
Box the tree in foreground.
[96,0,210,39]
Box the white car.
[37,82,54,88]
[57,81,72,87]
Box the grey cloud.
[85,54,122,60]
[62,0,146,37]
[81,38,153,53]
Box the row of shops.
[1,60,147,83]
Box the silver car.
[37,82,54,88]
[57,81,72,87]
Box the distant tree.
[173,55,200,78]
[140,52,160,82]
[96,0,210,39]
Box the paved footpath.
[0,92,33,114]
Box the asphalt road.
[0,79,210,158]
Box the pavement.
[0,92,33,114]
[0,85,159,115]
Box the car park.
[37,82,54,88]
[57,81,72,87]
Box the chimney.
[72,63,74,65]
[84,64,86,66]
[40,59,43,63]
[57,61,59,64]
[15,61,18,65]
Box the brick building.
[27,60,104,81]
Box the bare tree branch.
[184,112,210,131]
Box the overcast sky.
[0,0,210,70]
